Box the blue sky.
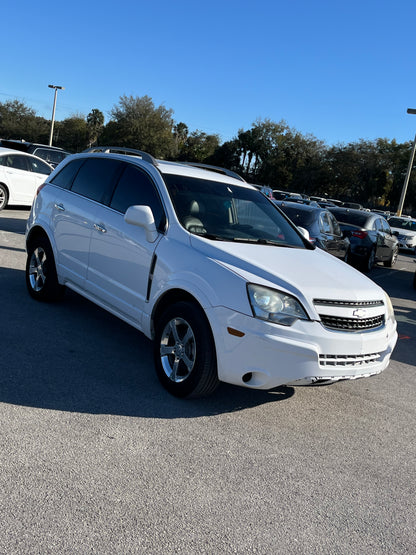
[2,0,416,146]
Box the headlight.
[247,284,309,326]
[385,294,395,323]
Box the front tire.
[154,301,219,398]
[0,183,8,210]
[26,237,65,301]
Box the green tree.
[177,130,220,162]
[0,100,49,142]
[86,108,105,147]
[101,95,176,158]
[58,115,89,152]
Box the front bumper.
[207,307,397,389]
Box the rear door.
[50,157,123,288]
[2,154,36,203]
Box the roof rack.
[182,162,246,182]
[84,146,158,167]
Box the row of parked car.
[1,138,414,277]
[274,200,411,273]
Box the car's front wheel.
[26,237,65,301]
[0,183,9,210]
[154,301,219,398]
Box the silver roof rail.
[84,146,158,167]
[182,162,246,182]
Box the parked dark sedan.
[275,201,350,260]
[328,207,398,272]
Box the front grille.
[319,352,381,368]
[314,299,384,308]
[320,314,384,331]
[313,299,385,332]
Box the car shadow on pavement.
[0,208,29,234]
[0,267,294,419]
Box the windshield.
[163,174,307,248]
[388,217,416,232]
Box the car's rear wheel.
[0,183,9,210]
[26,237,65,301]
[154,301,219,398]
[362,247,375,272]
[384,246,398,267]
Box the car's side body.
[275,201,350,260]
[328,207,399,271]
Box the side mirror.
[124,205,158,243]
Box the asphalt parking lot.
[1,207,415,554]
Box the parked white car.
[388,216,416,253]
[0,147,53,210]
[25,148,397,398]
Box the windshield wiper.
[231,237,296,247]
[194,232,227,241]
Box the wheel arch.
[151,288,213,341]
[26,225,52,252]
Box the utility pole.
[397,108,416,216]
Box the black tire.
[26,236,65,302]
[153,301,219,398]
[384,246,398,267]
[0,183,8,210]
[362,248,375,273]
[343,248,350,263]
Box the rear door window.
[51,158,85,189]
[70,158,123,203]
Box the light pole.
[397,108,416,216]
[48,84,64,146]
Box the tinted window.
[33,148,68,166]
[328,213,341,235]
[5,154,29,171]
[27,157,52,175]
[71,158,123,203]
[110,164,165,230]
[278,205,315,227]
[51,158,86,189]
[331,210,369,227]
[320,213,332,234]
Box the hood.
[189,236,386,305]
[391,228,416,237]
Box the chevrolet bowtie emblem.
[353,308,367,318]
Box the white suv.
[25,148,397,398]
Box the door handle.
[93,223,107,233]
[54,203,65,211]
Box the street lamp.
[48,84,64,146]
[397,108,416,216]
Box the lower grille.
[319,353,381,368]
